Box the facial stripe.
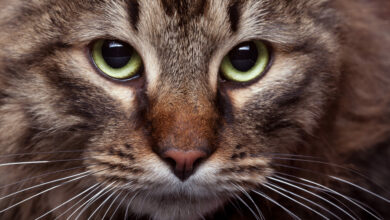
[228,0,242,32]
[5,41,71,76]
[160,0,208,18]
[127,0,140,31]
[42,64,118,121]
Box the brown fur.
[0,0,389,219]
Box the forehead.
[133,0,234,88]
[46,0,318,91]
[59,0,298,39]
[51,0,318,52]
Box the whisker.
[274,173,361,219]
[109,191,131,220]
[285,174,383,220]
[273,162,390,204]
[0,169,106,214]
[0,161,50,167]
[227,196,244,217]
[0,150,101,159]
[261,153,322,160]
[54,181,108,220]
[124,191,140,220]
[274,172,327,191]
[87,183,122,220]
[197,212,207,220]
[72,181,117,220]
[0,165,94,191]
[0,158,90,167]
[233,184,264,220]
[0,170,93,201]
[349,197,384,219]
[263,183,329,219]
[232,193,261,220]
[101,190,125,220]
[271,157,390,195]
[265,182,331,219]
[269,176,353,220]
[251,189,301,220]
[330,176,390,203]
[35,183,100,220]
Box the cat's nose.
[162,149,208,181]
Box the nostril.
[192,157,204,171]
[163,157,177,170]
[161,149,208,181]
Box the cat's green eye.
[91,39,143,80]
[220,40,269,82]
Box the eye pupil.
[228,41,258,72]
[101,40,133,69]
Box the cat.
[0,0,389,219]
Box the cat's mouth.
[92,168,240,219]
[88,150,271,219]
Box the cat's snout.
[161,149,208,181]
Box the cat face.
[0,0,344,219]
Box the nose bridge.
[146,24,219,153]
[149,87,217,153]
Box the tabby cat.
[0,0,389,219]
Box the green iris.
[92,39,142,79]
[220,40,269,82]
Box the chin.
[127,192,227,220]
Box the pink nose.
[162,150,207,181]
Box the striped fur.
[0,0,389,219]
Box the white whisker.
[265,182,331,219]
[35,183,100,220]
[270,157,348,168]
[227,196,244,217]
[124,191,140,220]
[0,150,96,159]
[330,176,390,203]
[101,190,125,220]
[274,173,360,219]
[71,181,116,220]
[0,161,50,167]
[271,157,389,195]
[350,197,383,219]
[87,184,121,220]
[251,189,300,220]
[0,158,89,167]
[297,176,383,220]
[197,212,207,220]
[270,175,354,220]
[233,184,264,220]
[233,193,261,220]
[54,181,107,220]
[0,170,91,201]
[263,153,321,159]
[0,165,90,190]
[110,191,131,220]
[0,170,100,214]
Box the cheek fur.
[65,49,139,114]
[0,0,389,219]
